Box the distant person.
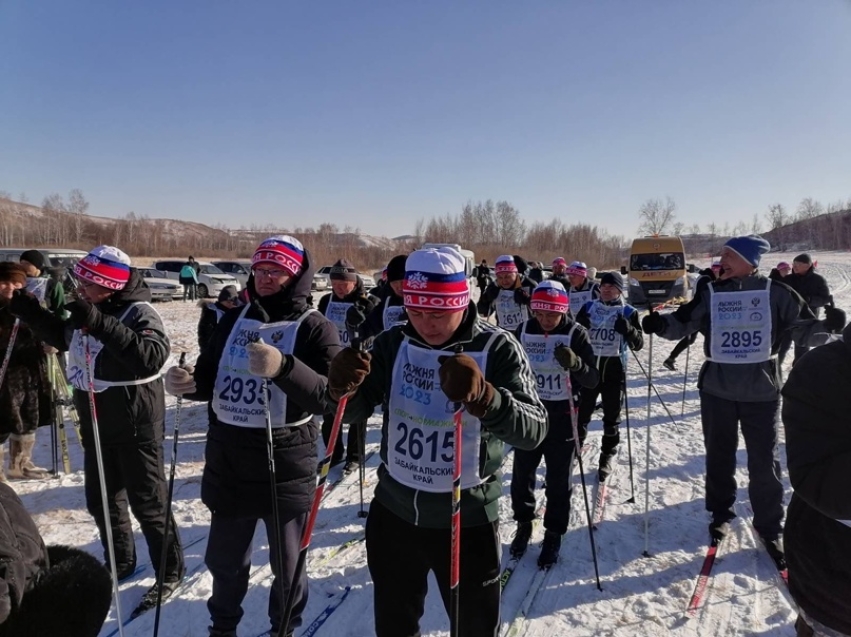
[475,259,491,293]
[566,261,600,317]
[180,259,199,301]
[782,322,851,637]
[197,285,240,354]
[780,254,832,367]
[527,261,544,283]
[777,262,791,278]
[549,257,571,288]
[19,250,66,318]
[662,263,720,371]
[477,255,537,329]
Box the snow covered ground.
[14,250,849,637]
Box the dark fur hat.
[0,545,113,637]
[0,263,27,286]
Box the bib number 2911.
[394,423,454,462]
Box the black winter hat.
[386,254,407,283]
[218,285,239,302]
[600,271,624,292]
[793,253,812,266]
[330,259,358,282]
[19,250,46,271]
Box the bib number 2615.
[394,423,454,462]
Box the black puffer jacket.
[0,306,52,436]
[0,483,47,626]
[782,323,851,635]
[786,266,831,317]
[191,249,341,519]
[15,270,169,446]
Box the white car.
[153,260,241,298]
[137,268,182,302]
[316,266,376,291]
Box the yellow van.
[626,235,688,307]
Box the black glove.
[614,315,630,336]
[824,306,846,333]
[554,344,581,371]
[8,289,44,323]
[346,303,367,330]
[66,298,105,334]
[641,311,665,335]
[328,348,372,401]
[513,288,530,306]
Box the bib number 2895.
[394,423,454,463]
[720,330,762,348]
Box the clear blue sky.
[2,1,850,239]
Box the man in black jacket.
[575,271,644,479]
[782,254,832,367]
[360,254,407,339]
[782,322,851,637]
[317,259,377,471]
[511,280,599,567]
[165,235,340,637]
[9,245,184,610]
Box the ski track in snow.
[15,250,848,636]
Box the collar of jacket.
[401,301,478,350]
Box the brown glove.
[328,348,372,401]
[438,354,495,419]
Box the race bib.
[708,282,772,364]
[382,300,406,331]
[586,302,623,357]
[26,278,49,303]
[212,307,313,427]
[325,300,353,346]
[520,324,575,401]
[569,289,593,316]
[495,289,528,329]
[386,338,494,492]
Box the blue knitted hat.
[723,235,771,267]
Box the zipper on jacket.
[413,490,420,526]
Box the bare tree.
[796,197,823,221]
[750,213,761,234]
[68,188,89,243]
[637,197,677,235]
[672,221,685,236]
[688,223,701,235]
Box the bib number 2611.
[394,423,454,462]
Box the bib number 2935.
[394,423,454,462]
[218,375,262,405]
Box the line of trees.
[414,200,627,268]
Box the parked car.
[137,268,182,302]
[211,260,252,287]
[315,265,376,291]
[312,273,328,292]
[153,260,241,298]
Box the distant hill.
[0,196,411,267]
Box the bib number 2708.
[394,423,454,463]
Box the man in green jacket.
[327,246,547,637]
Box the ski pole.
[84,333,126,637]
[680,343,690,418]
[642,333,653,558]
[450,401,463,637]
[0,318,20,390]
[51,356,72,474]
[153,352,186,637]
[629,348,683,434]
[357,418,367,519]
[565,368,603,591]
[280,337,359,637]
[622,362,635,504]
[448,343,465,637]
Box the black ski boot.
[761,536,787,571]
[708,518,732,542]
[663,358,677,371]
[343,459,360,474]
[208,628,237,637]
[510,521,533,557]
[598,449,617,482]
[538,530,562,569]
[130,579,181,619]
